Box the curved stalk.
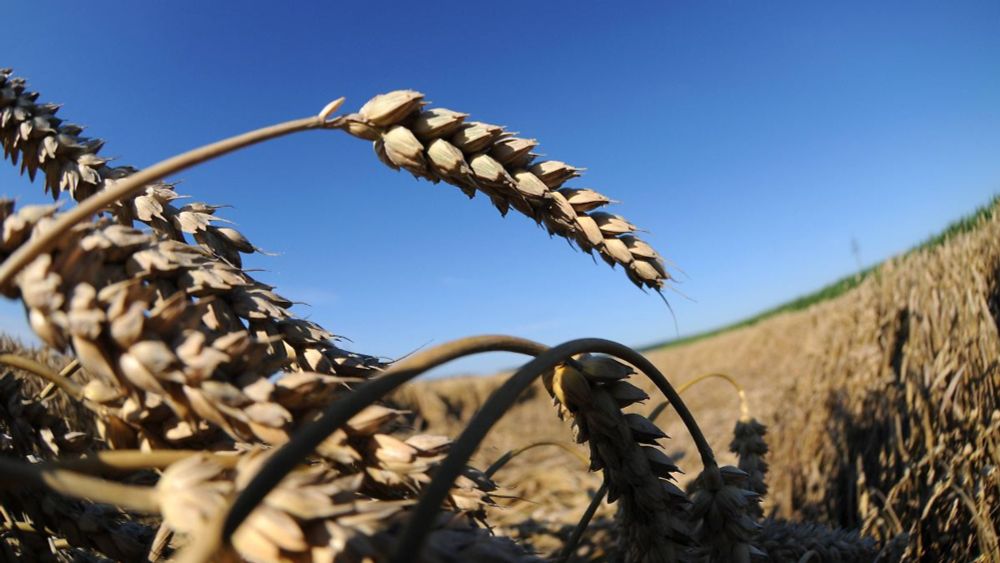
[0,354,83,399]
[0,102,347,288]
[52,449,239,475]
[557,481,608,563]
[484,441,589,478]
[676,371,748,419]
[389,337,717,563]
[0,456,158,513]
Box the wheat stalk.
[0,68,382,390]
[213,335,549,559]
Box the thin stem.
[0,354,83,399]
[0,110,345,288]
[650,371,749,422]
[950,483,1000,563]
[484,441,589,478]
[389,338,716,563]
[52,450,239,475]
[148,522,174,562]
[192,335,547,562]
[37,359,81,401]
[557,481,608,563]
[0,456,159,513]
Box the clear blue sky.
[2,1,998,376]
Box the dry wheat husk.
[0,370,154,561]
[0,68,382,391]
[0,200,506,557]
[158,450,536,562]
[340,89,671,291]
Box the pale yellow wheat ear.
[337,90,672,292]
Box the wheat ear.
[730,417,769,520]
[0,69,381,387]
[560,371,755,561]
[391,338,717,563]
[338,89,672,291]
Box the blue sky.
[2,1,998,376]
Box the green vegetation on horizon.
[640,194,1000,352]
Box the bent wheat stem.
[558,481,609,563]
[391,338,717,563]
[51,450,239,475]
[0,456,158,513]
[0,104,345,288]
[484,441,589,478]
[0,353,83,399]
[651,371,749,422]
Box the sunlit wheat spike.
[341,89,672,291]
[0,369,154,562]
[0,202,499,529]
[158,449,534,562]
[0,68,383,391]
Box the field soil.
[394,202,1000,560]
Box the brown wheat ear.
[338,89,672,292]
[543,356,691,562]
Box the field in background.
[639,194,999,352]
[396,195,1000,559]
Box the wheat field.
[0,67,997,562]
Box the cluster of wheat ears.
[0,67,920,562]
